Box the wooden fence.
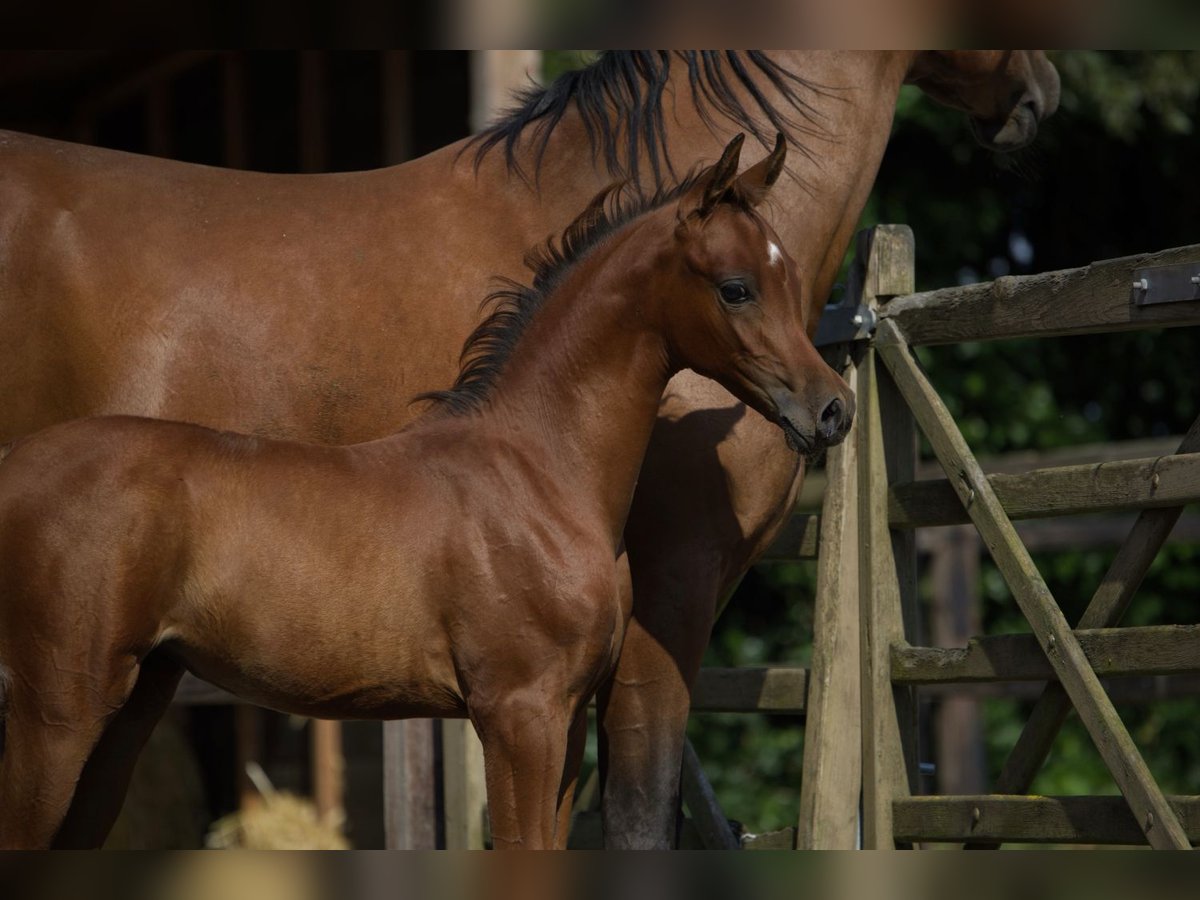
[852,228,1200,848]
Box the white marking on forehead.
[767,240,783,267]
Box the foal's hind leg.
[52,651,184,848]
[0,656,141,849]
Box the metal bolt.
[1146,812,1155,832]
[1132,278,1149,291]
[971,807,981,826]
[1152,472,1161,491]
[1047,634,1056,652]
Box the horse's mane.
[469,51,834,187]
[418,170,756,417]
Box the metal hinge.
[814,302,877,348]
[1131,262,1200,306]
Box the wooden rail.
[895,796,1200,845]
[881,243,1200,345]
[893,624,1200,684]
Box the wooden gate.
[848,227,1200,848]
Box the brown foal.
[0,135,851,849]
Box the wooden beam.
[895,795,1200,845]
[877,317,1190,849]
[680,740,740,849]
[858,348,917,848]
[928,526,986,794]
[890,453,1200,528]
[442,719,487,849]
[894,624,1200,684]
[970,415,1200,848]
[383,720,438,849]
[881,243,1200,345]
[689,666,807,714]
[798,358,862,848]
[311,719,344,826]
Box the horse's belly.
[162,606,465,721]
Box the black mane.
[418,170,745,417]
[469,51,836,187]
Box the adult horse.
[0,51,1059,848]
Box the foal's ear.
[679,133,745,220]
[731,132,787,207]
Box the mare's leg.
[0,652,142,849]
[600,372,803,849]
[52,651,185,848]
[552,706,589,849]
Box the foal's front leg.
[472,695,575,850]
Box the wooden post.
[469,51,542,134]
[928,526,986,794]
[797,359,861,848]
[876,317,1190,850]
[311,719,345,827]
[442,719,488,849]
[383,720,437,849]
[855,225,918,850]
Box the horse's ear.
[731,133,787,207]
[679,133,745,220]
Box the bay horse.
[0,135,850,850]
[0,51,1059,847]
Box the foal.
[0,134,851,849]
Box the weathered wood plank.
[970,415,1200,849]
[881,243,1200,345]
[927,526,986,794]
[798,380,862,849]
[876,317,1190,849]
[920,673,1200,702]
[690,666,808,714]
[680,740,740,850]
[760,513,821,560]
[890,452,1200,528]
[383,719,437,849]
[858,348,916,849]
[894,624,1200,684]
[442,719,488,849]
[895,796,1200,845]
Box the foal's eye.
[719,280,752,305]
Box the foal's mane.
[419,170,756,417]
[470,51,835,187]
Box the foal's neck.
[481,226,671,542]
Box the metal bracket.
[814,302,877,348]
[1131,262,1200,306]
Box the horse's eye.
[719,281,751,305]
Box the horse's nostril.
[821,397,842,426]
